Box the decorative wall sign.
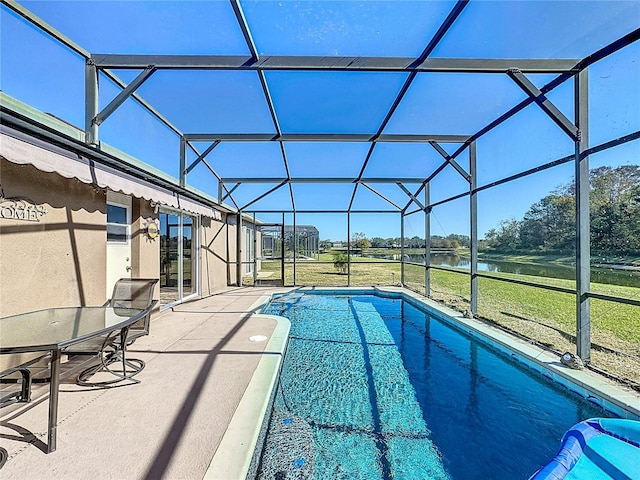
[0,194,48,222]
[145,218,160,239]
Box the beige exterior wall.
[131,198,161,282]
[0,160,107,317]
[200,215,233,295]
[227,220,239,286]
[217,218,263,287]
[1,157,252,317]
[0,159,163,318]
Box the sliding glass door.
[159,209,198,307]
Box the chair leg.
[76,349,145,388]
[0,368,32,407]
[0,447,8,470]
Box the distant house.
[261,224,319,258]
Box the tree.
[333,251,348,274]
[590,166,640,253]
[370,237,387,248]
[485,165,640,255]
[352,232,371,250]
[519,193,575,252]
[485,218,521,252]
[446,234,470,248]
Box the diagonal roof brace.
[229,0,259,61]
[240,180,289,211]
[222,182,241,202]
[185,140,220,175]
[93,65,156,126]
[185,141,239,209]
[230,0,295,211]
[429,141,471,182]
[361,183,402,210]
[402,182,427,212]
[349,0,468,212]
[397,183,426,211]
[507,69,579,141]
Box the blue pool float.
[529,418,640,479]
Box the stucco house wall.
[200,214,233,295]
[130,197,161,283]
[0,159,107,317]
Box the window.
[246,226,254,273]
[107,203,129,243]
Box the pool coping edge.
[203,308,290,480]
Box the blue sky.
[1,1,639,241]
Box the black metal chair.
[0,367,32,408]
[68,278,158,388]
[0,353,51,410]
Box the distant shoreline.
[357,248,640,271]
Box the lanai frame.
[3,0,640,364]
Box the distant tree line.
[484,166,640,255]
[320,233,471,250]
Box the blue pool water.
[257,292,612,480]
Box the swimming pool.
[255,291,613,479]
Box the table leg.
[47,349,61,453]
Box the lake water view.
[366,253,640,288]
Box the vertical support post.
[470,141,478,315]
[253,213,258,287]
[347,211,351,286]
[281,213,285,286]
[217,182,223,205]
[85,59,99,146]
[400,212,405,285]
[236,212,243,286]
[424,183,431,296]
[178,214,184,298]
[575,69,591,362]
[293,211,297,286]
[179,137,187,188]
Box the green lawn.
[428,268,640,384]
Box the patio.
[0,287,289,479]
[1,1,639,477]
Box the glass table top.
[0,307,144,353]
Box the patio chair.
[109,278,159,344]
[0,367,32,408]
[0,353,50,409]
[67,278,158,387]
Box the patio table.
[0,306,146,453]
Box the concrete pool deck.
[0,286,290,479]
[1,286,639,479]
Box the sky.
[1,0,639,241]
